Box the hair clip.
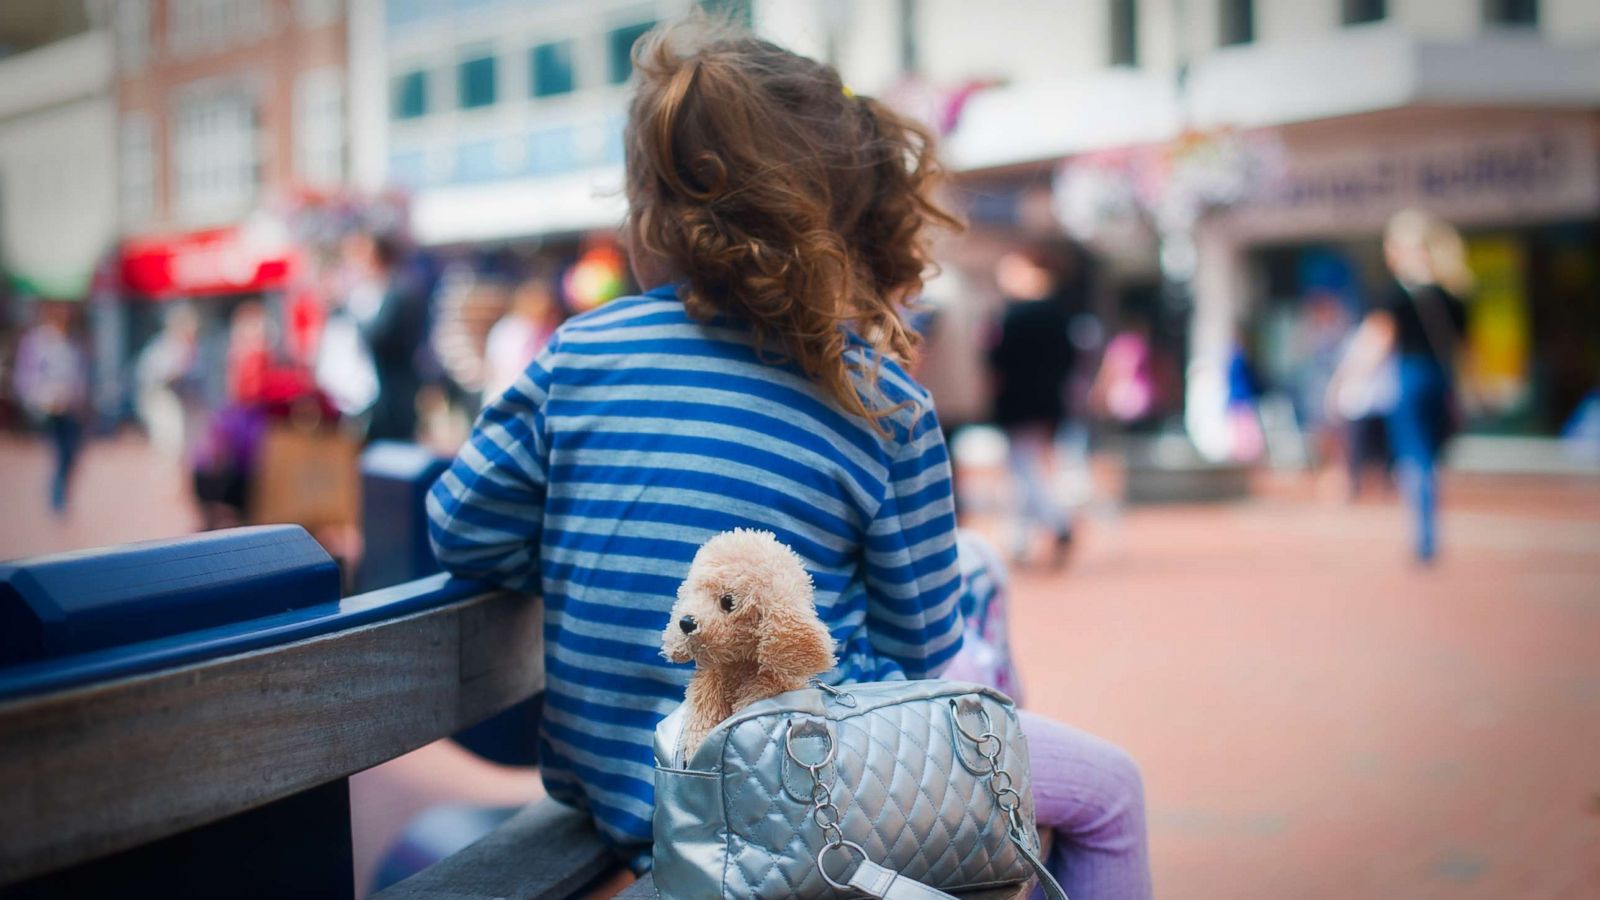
[841,84,856,99]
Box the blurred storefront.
[111,216,295,406]
[1222,109,1600,437]
[932,18,1600,459]
[102,0,354,418]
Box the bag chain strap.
[786,718,869,890]
[966,721,1030,845]
[785,699,1044,895]
[949,699,1031,849]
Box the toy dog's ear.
[757,601,836,684]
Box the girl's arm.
[425,345,557,593]
[862,403,965,679]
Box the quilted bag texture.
[652,680,1042,898]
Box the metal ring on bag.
[811,680,859,708]
[816,840,867,890]
[948,698,996,746]
[990,768,1015,795]
[784,719,836,769]
[995,787,1023,813]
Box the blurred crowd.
[0,228,560,549]
[15,199,1590,574]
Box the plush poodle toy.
[662,529,837,756]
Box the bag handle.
[841,836,1068,900]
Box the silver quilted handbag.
[652,679,1068,899]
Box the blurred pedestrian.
[1330,209,1471,563]
[192,302,273,529]
[135,303,202,462]
[225,300,273,405]
[1091,313,1159,429]
[987,245,1078,566]
[1225,332,1266,463]
[1290,290,1354,477]
[14,303,87,513]
[341,229,427,443]
[483,268,562,403]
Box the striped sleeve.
[861,402,964,678]
[425,342,557,592]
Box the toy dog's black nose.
[678,615,698,634]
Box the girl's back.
[427,284,963,848]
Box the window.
[294,0,342,29]
[394,70,427,119]
[1485,0,1538,26]
[1110,0,1138,66]
[898,0,917,74]
[458,54,497,109]
[698,0,752,27]
[166,0,272,57]
[119,114,156,226]
[172,86,258,223]
[608,21,655,85]
[531,41,576,97]
[115,0,151,72]
[295,68,344,186]
[1219,0,1255,45]
[1342,0,1385,24]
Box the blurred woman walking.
[1330,210,1471,563]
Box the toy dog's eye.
[719,593,736,612]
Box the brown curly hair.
[623,18,959,431]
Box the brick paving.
[978,472,1600,899]
[3,435,1598,897]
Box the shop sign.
[120,224,293,297]
[1222,118,1600,237]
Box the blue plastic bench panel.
[0,573,489,703]
[0,525,341,668]
[359,441,448,592]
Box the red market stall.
[119,221,295,299]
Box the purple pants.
[1020,710,1152,900]
[950,532,1151,899]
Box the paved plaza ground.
[2,432,1597,897]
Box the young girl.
[428,20,1150,898]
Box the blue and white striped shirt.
[426,284,964,854]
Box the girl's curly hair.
[623,18,960,431]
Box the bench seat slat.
[371,800,614,900]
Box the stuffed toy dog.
[662,529,836,756]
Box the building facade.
[345,0,1597,446]
[772,0,1600,448]
[112,0,349,238]
[0,10,117,304]
[359,0,701,247]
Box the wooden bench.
[0,525,1030,899]
[0,526,614,898]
